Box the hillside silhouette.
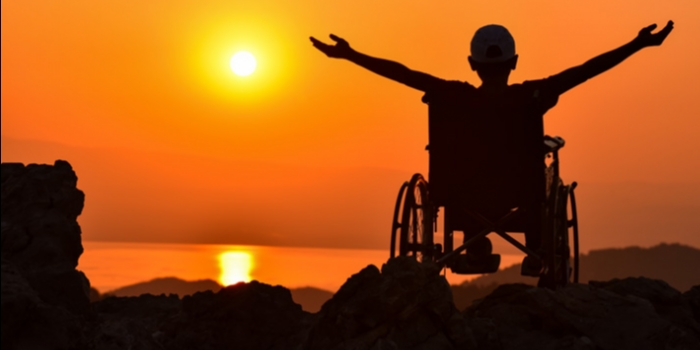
[96,244,700,313]
[452,243,700,309]
[289,287,334,313]
[98,277,334,313]
[106,277,222,298]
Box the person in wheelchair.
[310,21,673,274]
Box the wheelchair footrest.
[521,255,543,277]
[449,254,501,274]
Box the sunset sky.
[2,0,699,253]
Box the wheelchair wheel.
[390,182,409,258]
[538,179,572,289]
[394,174,434,262]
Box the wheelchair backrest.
[423,88,546,212]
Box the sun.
[230,51,257,76]
[218,251,253,286]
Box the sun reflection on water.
[218,251,254,286]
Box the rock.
[89,294,181,350]
[1,259,85,350]
[4,160,699,350]
[1,160,90,314]
[465,279,700,350]
[684,285,700,321]
[304,257,475,350]
[590,277,700,338]
[161,281,313,350]
[1,160,90,349]
[451,282,500,311]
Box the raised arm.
[548,21,674,95]
[310,34,446,92]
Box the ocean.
[79,241,524,293]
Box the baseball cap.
[470,24,516,63]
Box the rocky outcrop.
[2,160,699,350]
[1,161,90,350]
[88,294,181,350]
[92,262,691,350]
[1,160,89,314]
[685,285,700,321]
[1,259,85,350]
[464,277,700,350]
[161,281,313,350]
[86,281,315,350]
[304,257,475,350]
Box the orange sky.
[2,0,699,252]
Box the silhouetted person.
[310,21,674,272]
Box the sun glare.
[218,251,253,286]
[230,51,257,76]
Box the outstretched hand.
[635,20,674,47]
[310,34,353,59]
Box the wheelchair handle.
[544,135,565,154]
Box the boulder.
[1,160,90,314]
[304,257,475,350]
[161,281,313,350]
[465,278,700,350]
[1,160,91,349]
[684,285,700,321]
[89,294,181,350]
[590,277,700,338]
[1,259,84,350]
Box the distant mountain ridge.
[98,244,699,314]
[465,243,700,291]
[451,243,700,310]
[101,277,333,313]
[106,277,222,298]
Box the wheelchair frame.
[390,135,580,289]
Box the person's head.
[468,24,518,83]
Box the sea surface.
[79,241,523,293]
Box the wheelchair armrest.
[544,135,565,154]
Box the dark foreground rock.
[87,282,312,350]
[465,278,700,350]
[83,273,700,350]
[1,258,86,350]
[1,161,90,314]
[3,160,700,350]
[305,257,474,350]
[1,161,89,349]
[162,281,313,350]
[88,293,181,349]
[686,285,700,321]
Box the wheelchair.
[390,94,580,289]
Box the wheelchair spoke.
[395,174,433,262]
